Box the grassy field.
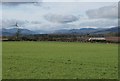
[0,42,2,80]
[2,41,118,79]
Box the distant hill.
[54,28,98,34]
[92,27,120,34]
[1,28,35,36]
[1,27,119,36]
[53,27,119,35]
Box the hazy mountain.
[1,28,35,36]
[53,28,98,34]
[1,27,119,36]
[53,27,119,35]
[92,27,120,34]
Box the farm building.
[88,37,106,42]
[89,37,120,43]
[0,37,8,41]
[106,37,120,43]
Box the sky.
[0,0,119,32]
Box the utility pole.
[15,22,20,40]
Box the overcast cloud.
[44,14,79,23]
[0,2,119,32]
[86,5,118,19]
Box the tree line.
[3,33,119,43]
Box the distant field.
[2,42,118,79]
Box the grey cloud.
[2,19,42,29]
[44,14,79,23]
[2,0,42,6]
[2,19,27,28]
[3,2,34,6]
[86,5,118,19]
[31,21,41,24]
[79,19,118,28]
[118,2,120,18]
[1,0,41,2]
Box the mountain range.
[0,28,35,36]
[0,27,119,36]
[53,27,119,35]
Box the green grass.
[0,42,2,80]
[2,41,118,79]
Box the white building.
[89,37,106,41]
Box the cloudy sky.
[0,0,119,32]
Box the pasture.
[2,42,118,79]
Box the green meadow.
[2,42,118,79]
